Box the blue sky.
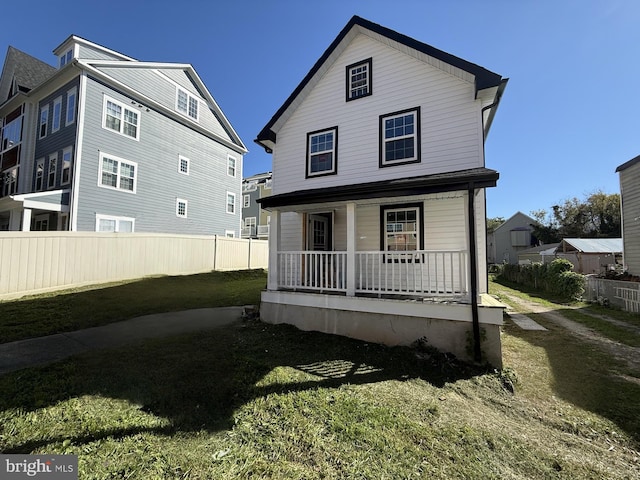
[2,0,638,220]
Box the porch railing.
[257,225,270,237]
[277,251,347,292]
[355,250,469,298]
[276,250,469,298]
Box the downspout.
[468,183,482,363]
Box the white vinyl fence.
[0,232,268,299]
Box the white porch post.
[21,208,32,231]
[346,202,356,296]
[267,209,281,290]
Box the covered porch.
[0,189,70,231]
[259,168,505,366]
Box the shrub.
[496,259,585,302]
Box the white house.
[255,16,508,366]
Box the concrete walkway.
[0,307,244,376]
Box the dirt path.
[501,293,640,374]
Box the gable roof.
[492,211,539,233]
[558,238,623,254]
[0,46,57,102]
[616,154,640,173]
[255,15,507,152]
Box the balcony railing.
[257,225,269,237]
[275,250,469,299]
[241,226,256,238]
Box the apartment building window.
[39,105,49,138]
[35,158,44,191]
[52,96,62,133]
[47,153,57,188]
[379,107,420,167]
[103,96,140,140]
[99,153,137,193]
[59,49,73,68]
[346,58,372,101]
[178,156,189,175]
[227,155,236,177]
[66,87,77,126]
[243,194,250,208]
[176,87,199,121]
[226,192,236,214]
[225,230,235,238]
[176,198,188,218]
[96,214,135,232]
[61,147,72,185]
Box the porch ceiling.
[259,167,498,209]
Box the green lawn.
[0,274,639,478]
[0,269,266,343]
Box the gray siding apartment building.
[0,36,246,235]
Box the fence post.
[248,238,252,270]
[213,235,218,271]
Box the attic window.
[346,58,372,101]
[176,88,199,121]
[59,49,73,68]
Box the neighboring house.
[517,243,559,265]
[0,36,246,235]
[487,211,538,264]
[555,238,622,274]
[241,171,272,239]
[255,16,508,366]
[616,155,640,276]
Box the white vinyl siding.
[271,34,482,196]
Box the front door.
[308,213,331,251]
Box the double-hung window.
[35,158,44,191]
[59,49,73,68]
[47,153,57,188]
[103,96,140,140]
[39,105,49,138]
[227,156,236,177]
[61,147,72,185]
[66,87,77,126]
[379,107,420,167]
[380,203,424,254]
[52,96,62,133]
[99,153,137,193]
[176,87,199,121]
[306,127,337,178]
[226,192,236,214]
[346,58,372,101]
[243,194,250,208]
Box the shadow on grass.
[503,316,640,443]
[0,321,485,453]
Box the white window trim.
[52,96,62,133]
[39,105,49,139]
[227,155,237,177]
[225,230,235,238]
[59,48,74,68]
[178,155,190,175]
[95,214,135,233]
[382,205,422,252]
[102,95,140,141]
[176,198,188,218]
[226,191,236,214]
[175,87,200,122]
[65,87,77,126]
[98,152,138,194]
[61,146,73,186]
[243,194,250,208]
[35,157,44,191]
[47,153,58,189]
